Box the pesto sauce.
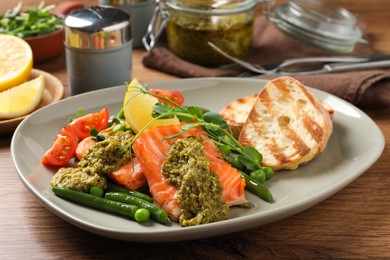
[162,136,229,227]
[50,130,134,192]
[166,12,253,67]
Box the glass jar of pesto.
[145,0,259,67]
[144,0,363,67]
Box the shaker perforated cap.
[64,6,132,49]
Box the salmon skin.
[133,123,247,221]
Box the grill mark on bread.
[236,95,255,105]
[269,140,290,164]
[273,78,292,98]
[259,86,272,111]
[298,82,322,111]
[285,126,311,156]
[303,115,324,143]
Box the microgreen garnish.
[68,108,84,123]
[90,128,105,142]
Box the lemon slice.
[123,79,180,133]
[0,75,45,119]
[0,34,33,92]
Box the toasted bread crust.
[220,94,257,138]
[238,77,333,170]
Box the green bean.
[240,171,273,202]
[52,186,139,221]
[224,154,245,170]
[105,192,169,225]
[105,182,153,203]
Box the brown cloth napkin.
[143,16,390,109]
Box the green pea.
[113,123,126,132]
[263,167,274,179]
[250,169,266,183]
[134,208,150,223]
[89,186,104,197]
[105,191,168,224]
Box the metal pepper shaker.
[64,6,132,95]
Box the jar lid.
[64,6,132,49]
[99,0,155,5]
[165,0,258,15]
[270,0,362,52]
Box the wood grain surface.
[1,0,390,259]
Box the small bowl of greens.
[0,2,82,64]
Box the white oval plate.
[11,78,384,242]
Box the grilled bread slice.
[219,93,257,138]
[220,92,333,139]
[238,76,333,171]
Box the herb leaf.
[242,146,263,166]
[152,103,176,119]
[186,106,204,119]
[202,112,229,129]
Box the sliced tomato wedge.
[42,108,110,166]
[149,89,184,106]
[41,127,78,167]
[68,108,109,140]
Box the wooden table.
[1,0,390,258]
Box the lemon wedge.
[123,79,179,133]
[0,34,33,92]
[0,75,45,119]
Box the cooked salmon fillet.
[107,157,147,191]
[133,123,247,221]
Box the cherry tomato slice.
[42,127,78,167]
[68,108,109,140]
[149,89,184,106]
